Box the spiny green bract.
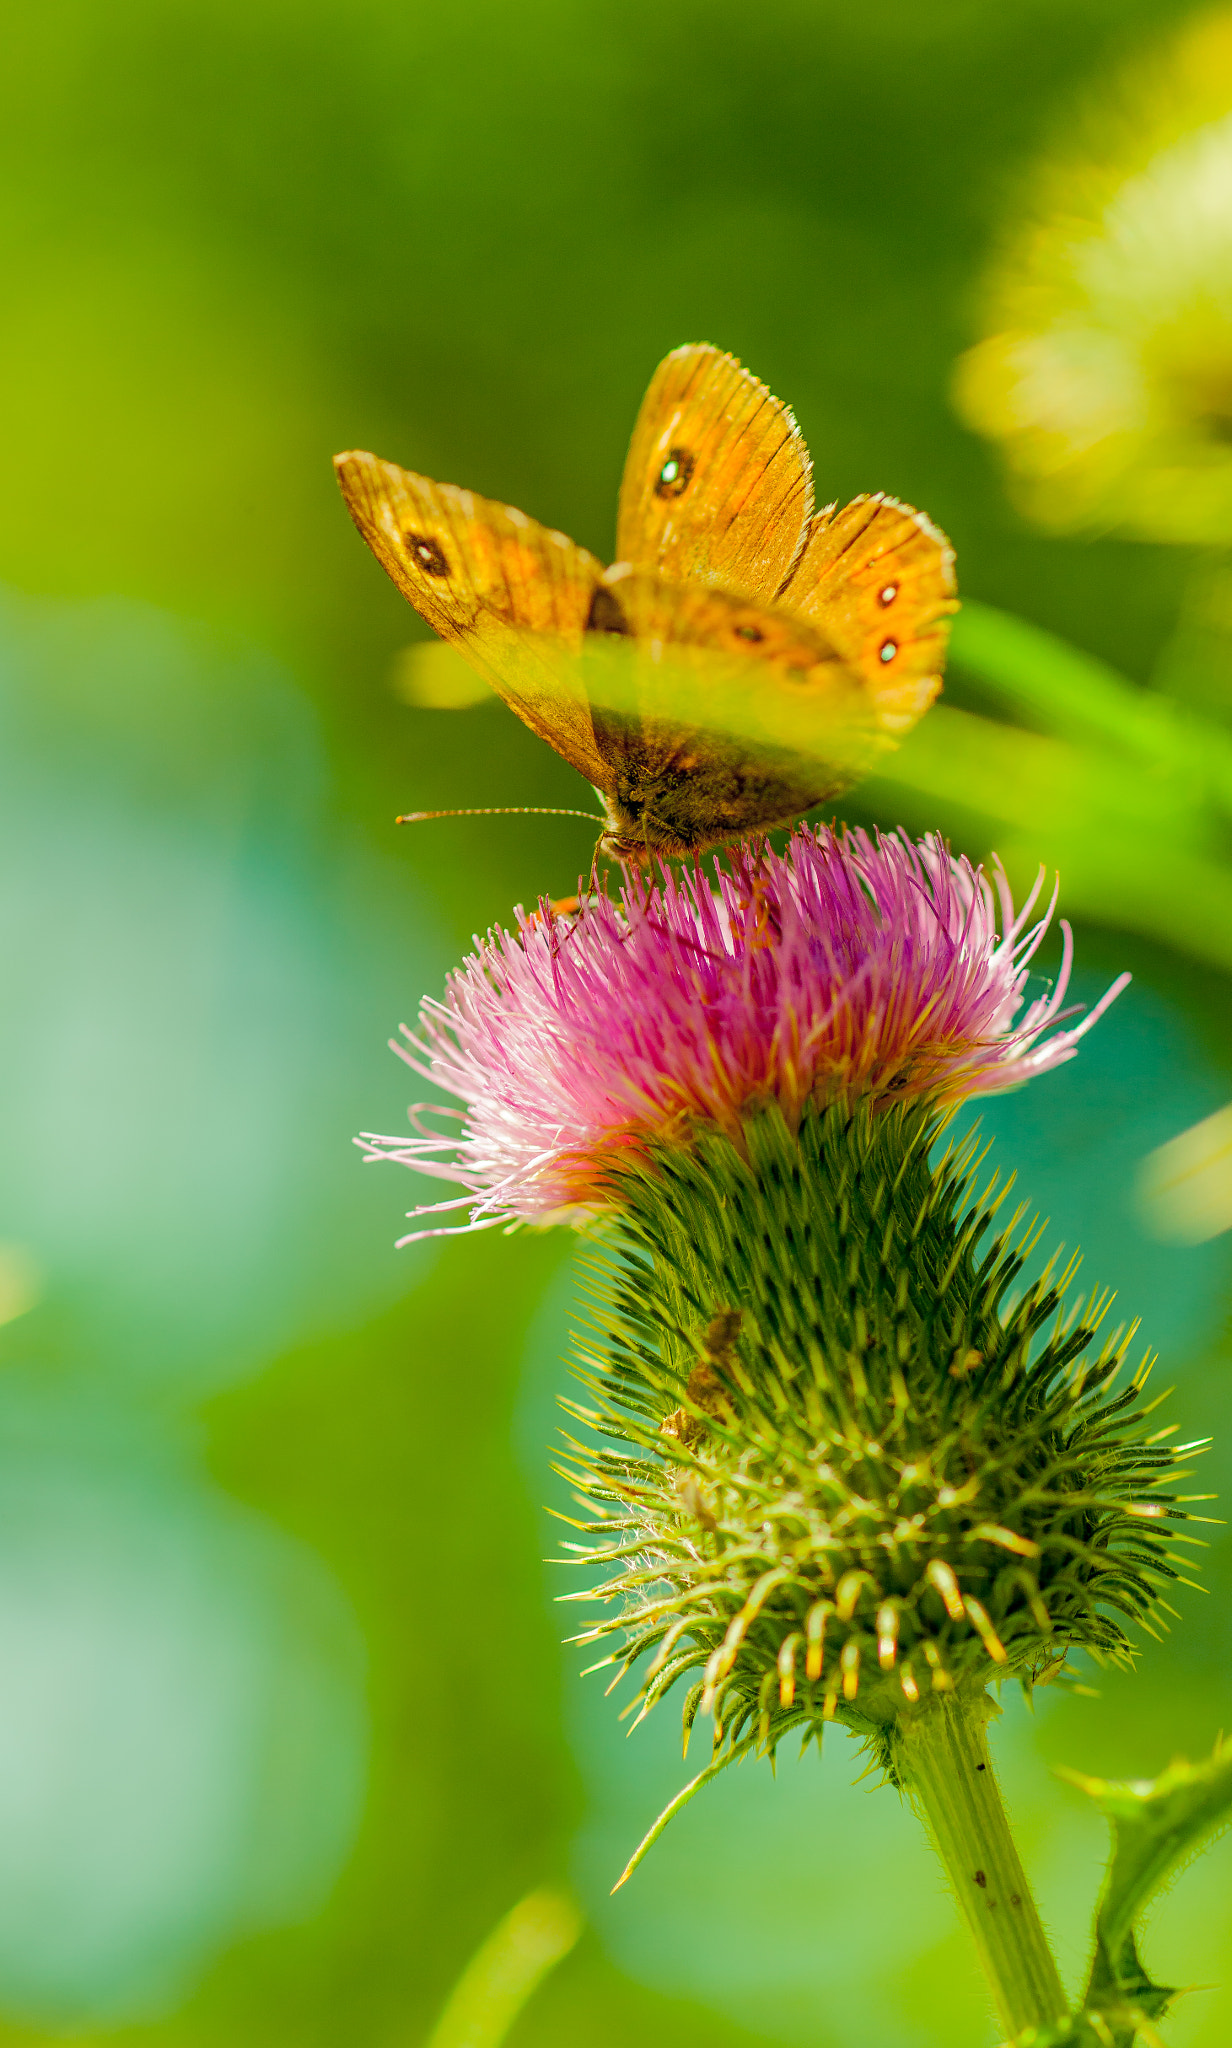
[558,1102,1203,1780]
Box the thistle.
[364,824,1211,2046]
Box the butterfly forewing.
[616,344,814,603]
[777,493,957,736]
[334,450,611,786]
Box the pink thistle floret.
[359,825,1128,1243]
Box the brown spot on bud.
[660,1406,706,1450]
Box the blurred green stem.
[895,1689,1067,2043]
[424,1888,583,2048]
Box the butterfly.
[335,343,957,864]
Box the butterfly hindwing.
[334,450,611,786]
[577,567,878,858]
[615,344,814,604]
[777,493,958,735]
[586,565,865,724]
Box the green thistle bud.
[562,1102,1200,1810]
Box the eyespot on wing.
[333,448,612,787]
[616,344,815,602]
[778,492,958,735]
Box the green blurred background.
[2,3,1232,2044]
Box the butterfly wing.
[578,567,878,857]
[334,449,611,787]
[776,493,958,735]
[615,344,814,603]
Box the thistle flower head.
[361,824,1125,1241]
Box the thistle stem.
[894,1689,1067,2043]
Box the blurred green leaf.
[952,602,1232,804]
[1060,1742,1232,2045]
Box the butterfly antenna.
[396,805,607,825]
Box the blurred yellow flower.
[954,11,1232,543]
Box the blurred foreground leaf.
[393,643,494,711]
[395,596,1232,982]
[871,599,1232,972]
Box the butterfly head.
[592,789,664,867]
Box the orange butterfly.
[335,344,957,864]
